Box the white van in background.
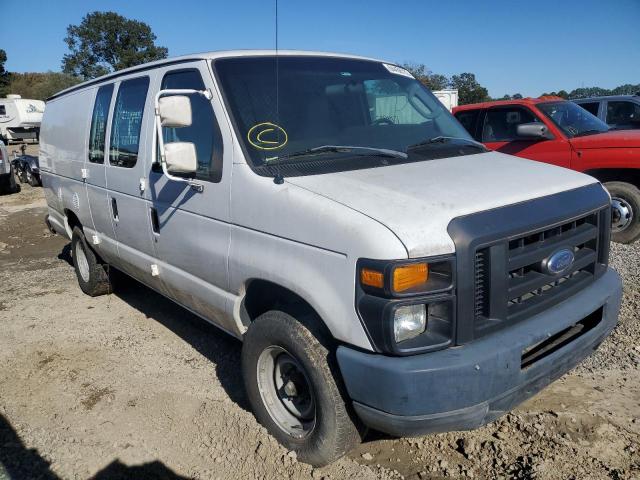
[0,94,45,143]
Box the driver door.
[146,61,235,332]
[481,106,571,169]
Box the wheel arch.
[584,168,640,190]
[239,278,335,343]
[63,208,82,238]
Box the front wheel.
[605,181,640,244]
[242,311,362,466]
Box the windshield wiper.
[407,136,487,151]
[265,145,407,164]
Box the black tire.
[16,166,26,184]
[604,181,640,244]
[25,167,40,187]
[71,227,112,296]
[242,311,362,467]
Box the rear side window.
[0,105,5,115]
[606,101,640,127]
[110,77,149,168]
[577,102,600,117]
[455,110,481,140]
[155,69,223,182]
[482,107,540,142]
[88,84,114,163]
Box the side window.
[155,69,223,183]
[109,77,150,168]
[0,105,5,115]
[454,110,481,140]
[577,102,600,117]
[482,107,540,142]
[88,84,114,163]
[606,101,640,127]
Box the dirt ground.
[0,173,639,479]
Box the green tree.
[62,11,168,79]
[567,86,610,99]
[497,93,524,100]
[8,72,81,100]
[0,49,11,97]
[401,63,450,91]
[611,84,640,95]
[449,73,490,105]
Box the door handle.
[111,197,119,221]
[150,207,160,234]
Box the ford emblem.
[542,248,575,275]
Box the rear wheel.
[25,167,40,187]
[16,165,27,184]
[71,227,112,296]
[242,311,362,466]
[605,181,640,244]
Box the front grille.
[474,250,490,318]
[473,209,607,336]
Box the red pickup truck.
[453,97,640,243]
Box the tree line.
[402,63,639,104]
[0,11,637,104]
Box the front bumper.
[337,267,622,437]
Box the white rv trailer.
[0,94,45,143]
[433,89,459,111]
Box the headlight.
[393,304,426,343]
[356,255,456,356]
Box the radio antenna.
[273,0,284,184]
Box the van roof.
[47,50,386,101]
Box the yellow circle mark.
[247,122,288,150]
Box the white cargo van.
[0,94,45,143]
[40,51,622,466]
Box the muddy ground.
[0,177,638,479]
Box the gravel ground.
[0,178,638,480]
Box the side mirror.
[165,142,197,174]
[517,122,552,140]
[158,95,192,128]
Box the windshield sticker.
[382,64,414,78]
[247,122,288,150]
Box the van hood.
[569,129,640,149]
[285,151,598,257]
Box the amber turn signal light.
[360,267,384,289]
[393,263,429,293]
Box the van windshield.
[214,56,485,177]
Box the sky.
[1,0,639,98]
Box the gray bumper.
[337,267,622,436]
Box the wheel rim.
[611,197,633,232]
[256,346,316,439]
[75,242,90,283]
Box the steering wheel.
[372,117,395,126]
